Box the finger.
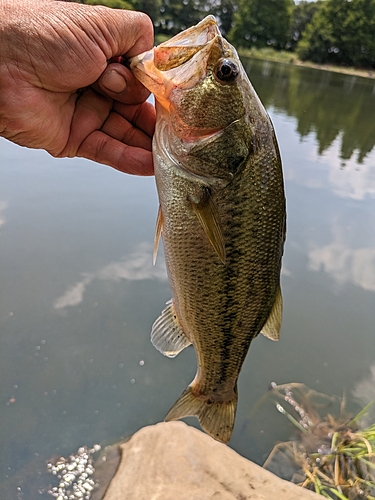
[113,101,156,138]
[58,88,112,158]
[101,113,152,152]
[99,63,150,104]
[83,7,154,59]
[77,131,154,176]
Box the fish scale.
[130,15,286,443]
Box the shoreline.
[237,49,375,80]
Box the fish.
[129,15,286,444]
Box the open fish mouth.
[129,16,236,107]
[152,15,221,71]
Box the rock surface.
[102,421,320,500]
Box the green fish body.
[130,15,286,443]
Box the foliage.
[297,0,375,69]
[263,383,375,500]
[155,0,237,36]
[289,0,323,51]
[155,0,206,36]
[229,0,294,50]
[75,0,375,70]
[216,0,236,37]
[238,47,298,64]
[133,0,161,23]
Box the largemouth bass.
[130,16,286,444]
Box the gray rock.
[102,421,320,500]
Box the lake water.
[1,58,375,499]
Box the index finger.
[88,8,154,59]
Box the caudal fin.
[164,385,237,444]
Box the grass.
[237,47,299,65]
[262,383,375,500]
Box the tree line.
[80,0,375,69]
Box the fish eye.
[215,59,239,83]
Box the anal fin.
[188,187,225,264]
[165,384,237,444]
[151,300,191,358]
[261,286,283,341]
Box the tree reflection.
[243,58,375,163]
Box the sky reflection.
[270,109,375,294]
[1,62,375,499]
[0,200,8,229]
[309,241,375,292]
[54,242,167,310]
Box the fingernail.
[102,70,127,94]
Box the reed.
[263,383,375,500]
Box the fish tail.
[165,385,238,444]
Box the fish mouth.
[129,16,232,110]
[152,15,220,71]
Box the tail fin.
[164,385,238,444]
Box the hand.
[0,0,155,175]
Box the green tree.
[289,0,322,51]
[133,0,161,24]
[297,0,375,69]
[229,0,294,50]
[156,0,207,36]
[210,0,237,37]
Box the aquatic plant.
[263,383,375,500]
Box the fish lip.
[158,15,220,48]
[129,16,229,107]
[129,15,220,70]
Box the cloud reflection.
[310,135,375,200]
[54,242,167,310]
[309,242,375,292]
[0,201,8,228]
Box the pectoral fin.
[151,300,192,357]
[189,187,225,264]
[261,287,283,341]
[153,205,164,265]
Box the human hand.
[0,0,155,175]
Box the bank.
[237,47,375,80]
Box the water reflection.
[1,61,375,499]
[309,241,375,292]
[0,200,7,228]
[244,58,375,164]
[54,242,167,310]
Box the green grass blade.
[348,401,374,427]
[327,487,350,500]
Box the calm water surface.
[1,59,375,498]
